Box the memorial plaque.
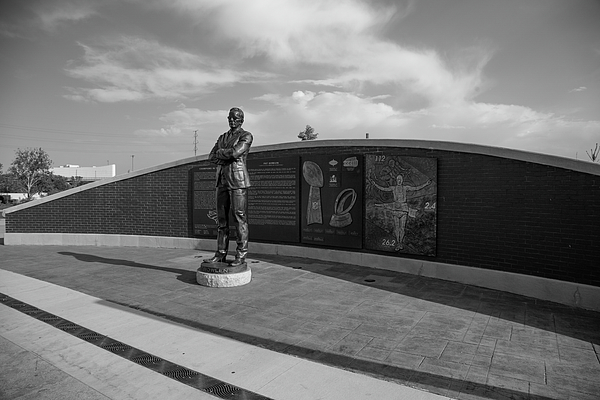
[300,154,362,249]
[191,163,219,238]
[365,154,437,256]
[190,163,240,239]
[247,156,300,243]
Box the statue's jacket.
[209,128,253,189]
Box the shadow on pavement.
[53,250,598,400]
[255,255,600,347]
[57,252,197,285]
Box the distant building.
[0,193,42,203]
[51,164,116,182]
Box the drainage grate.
[131,354,163,366]
[0,291,273,400]
[21,307,43,315]
[38,313,62,323]
[163,367,200,381]
[57,322,83,332]
[204,383,242,399]
[101,341,134,354]
[75,330,106,343]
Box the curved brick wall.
[5,140,600,290]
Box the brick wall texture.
[6,145,600,287]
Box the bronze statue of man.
[205,107,253,266]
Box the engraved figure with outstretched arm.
[369,173,431,251]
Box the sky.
[1,0,599,175]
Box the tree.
[39,173,71,195]
[586,143,599,163]
[0,172,19,193]
[298,125,318,140]
[8,148,53,199]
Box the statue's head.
[228,107,244,130]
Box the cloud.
[0,20,28,39]
[34,1,98,31]
[254,91,407,135]
[0,0,97,38]
[206,0,394,61]
[82,0,598,160]
[140,87,600,162]
[64,37,263,102]
[68,1,491,110]
[252,92,600,159]
[144,91,406,145]
[134,107,227,140]
[148,0,491,108]
[569,86,587,93]
[399,102,600,159]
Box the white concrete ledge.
[5,232,600,312]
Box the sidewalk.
[1,244,599,399]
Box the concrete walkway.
[0,244,599,399]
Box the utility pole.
[194,130,198,156]
[131,155,134,172]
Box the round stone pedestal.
[197,261,251,288]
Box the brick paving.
[1,245,599,400]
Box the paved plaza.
[0,244,599,399]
